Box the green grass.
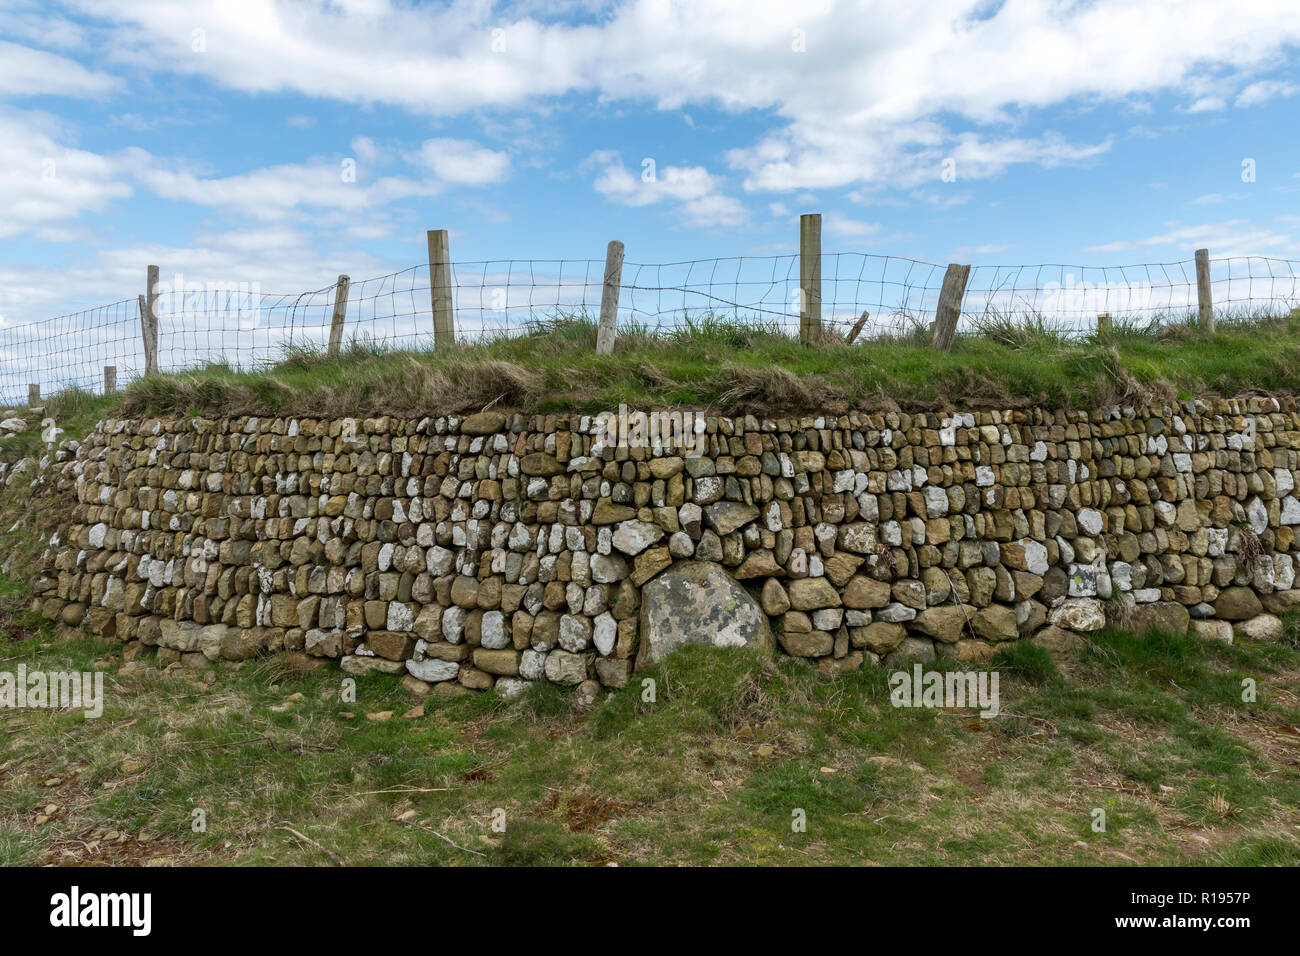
[0,309,1288,425]
[3,593,1298,867]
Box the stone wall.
[26,397,1300,698]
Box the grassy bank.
[2,593,1298,866]
[5,310,1292,424]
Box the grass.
[2,593,1298,866]
[0,308,1290,424]
[3,311,1300,866]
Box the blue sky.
[1,0,1299,327]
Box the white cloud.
[1085,220,1295,258]
[128,151,435,220]
[1235,80,1297,107]
[50,0,1300,195]
[414,139,511,186]
[0,109,132,239]
[587,153,747,228]
[0,39,119,97]
[824,214,881,239]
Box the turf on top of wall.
[17,311,1300,426]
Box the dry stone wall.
[26,397,1300,698]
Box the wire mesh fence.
[2,251,1299,405]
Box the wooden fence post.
[427,229,455,348]
[799,213,822,345]
[1195,248,1214,333]
[28,384,39,406]
[1097,313,1112,337]
[596,240,624,355]
[932,263,971,352]
[142,264,160,375]
[327,274,351,359]
[104,366,117,393]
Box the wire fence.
[2,252,1299,406]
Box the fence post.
[104,366,116,393]
[427,229,455,348]
[799,213,822,345]
[28,384,39,406]
[142,264,160,375]
[327,274,351,359]
[596,240,624,356]
[1097,313,1112,337]
[932,263,971,352]
[1195,248,1214,333]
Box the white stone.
[1047,597,1105,631]
[386,602,414,632]
[1077,508,1104,536]
[519,649,547,680]
[593,612,617,655]
[480,610,509,649]
[406,659,459,683]
[612,520,664,556]
[559,614,592,652]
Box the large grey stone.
[636,560,773,670]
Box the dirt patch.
[539,790,634,832]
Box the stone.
[1214,586,1263,621]
[704,502,759,536]
[841,575,891,609]
[1233,613,1284,643]
[1047,598,1105,632]
[630,546,673,586]
[882,636,936,669]
[850,621,906,654]
[472,648,520,676]
[1129,601,1190,636]
[612,520,664,556]
[787,576,841,611]
[778,630,834,657]
[544,649,588,685]
[1030,625,1086,656]
[1261,589,1300,615]
[970,604,1018,642]
[461,412,507,435]
[760,578,790,616]
[342,655,406,676]
[591,553,629,583]
[910,605,974,643]
[595,657,632,688]
[559,614,592,652]
[936,639,997,662]
[1190,619,1234,643]
[636,560,773,670]
[480,610,509,649]
[1003,539,1049,575]
[593,499,637,525]
[405,658,460,682]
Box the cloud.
[587,153,747,228]
[1084,220,1295,258]
[0,39,119,97]
[1192,193,1246,205]
[1235,80,1297,107]
[824,214,881,239]
[0,109,132,240]
[413,138,511,186]
[49,0,1300,195]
